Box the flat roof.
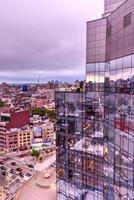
[70,137,103,156]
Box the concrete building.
[0,186,6,200]
[0,110,30,151]
[42,121,54,142]
[0,126,33,152]
[17,127,33,150]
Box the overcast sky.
[0,0,104,83]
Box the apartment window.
[123,13,131,28]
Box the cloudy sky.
[0,0,104,83]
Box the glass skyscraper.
[56,0,134,199]
[104,0,126,15]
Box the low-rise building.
[42,121,54,141]
[0,109,31,152]
[0,186,6,200]
[17,127,33,150]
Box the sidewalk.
[35,153,56,171]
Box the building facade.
[17,127,33,150]
[56,92,86,199]
[42,121,54,142]
[86,0,134,199]
[0,110,30,151]
[56,0,134,199]
[104,0,126,16]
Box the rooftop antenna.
[37,74,41,85]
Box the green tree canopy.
[31,149,40,158]
[0,100,4,107]
[32,108,56,120]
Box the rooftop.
[15,167,56,200]
[71,137,103,156]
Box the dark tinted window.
[106,26,112,37]
[123,13,131,28]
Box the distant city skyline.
[0,0,103,82]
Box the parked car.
[11,162,16,166]
[10,169,15,174]
[26,173,32,177]
[0,166,6,171]
[19,172,24,178]
[2,171,7,176]
[16,167,23,172]
[28,164,34,168]
[0,161,4,165]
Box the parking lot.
[0,149,56,200]
[0,153,36,200]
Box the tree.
[31,149,40,158]
[45,109,56,120]
[31,108,56,120]
[76,87,81,93]
[32,108,46,116]
[0,100,4,107]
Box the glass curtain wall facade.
[56,0,134,199]
[56,92,87,199]
[104,0,126,15]
[56,91,105,199]
[86,0,134,199]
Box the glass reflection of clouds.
[86,55,134,83]
[86,74,105,83]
